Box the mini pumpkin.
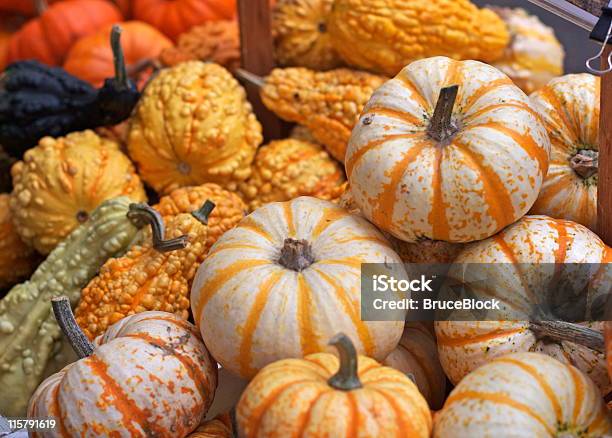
[64,21,172,88]
[75,202,215,340]
[0,194,39,290]
[435,215,611,394]
[491,7,565,95]
[237,333,432,437]
[154,183,247,253]
[191,196,406,379]
[188,414,232,438]
[29,299,218,437]
[257,67,386,161]
[131,0,236,42]
[7,0,122,66]
[383,322,447,410]
[237,138,346,211]
[272,0,343,71]
[10,130,146,254]
[529,73,599,231]
[159,20,240,70]
[328,0,510,77]
[434,352,611,437]
[347,56,550,243]
[128,61,262,194]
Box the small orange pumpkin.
[187,414,232,438]
[64,21,172,87]
[7,0,123,66]
[132,0,236,42]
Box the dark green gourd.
[0,24,139,158]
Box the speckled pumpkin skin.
[127,61,263,194]
[272,0,343,71]
[347,56,550,243]
[75,212,210,340]
[434,352,611,437]
[328,0,509,77]
[0,193,39,290]
[529,74,599,231]
[435,216,612,395]
[383,322,447,410]
[0,197,142,417]
[237,351,432,437]
[238,139,346,211]
[491,7,564,95]
[10,130,146,254]
[191,197,406,379]
[29,311,218,437]
[261,67,386,162]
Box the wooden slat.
[598,46,612,246]
[566,0,609,16]
[237,0,289,141]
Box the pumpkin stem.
[428,85,459,142]
[51,296,94,359]
[235,68,265,89]
[328,333,363,391]
[570,149,598,179]
[127,203,189,252]
[110,24,129,90]
[529,320,604,353]
[278,238,314,271]
[192,200,216,225]
[34,0,47,15]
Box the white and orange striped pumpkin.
[346,56,550,243]
[383,322,447,410]
[435,215,611,394]
[529,74,600,231]
[434,352,612,437]
[190,196,406,379]
[29,310,218,437]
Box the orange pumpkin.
[0,0,61,15]
[7,0,123,66]
[187,414,232,438]
[64,21,172,87]
[132,0,236,42]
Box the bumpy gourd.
[260,67,386,161]
[0,197,144,416]
[153,183,247,253]
[128,61,263,194]
[238,139,346,211]
[10,130,146,254]
[0,194,39,290]
[272,0,343,71]
[491,7,564,95]
[75,202,215,340]
[328,0,510,76]
[159,20,240,71]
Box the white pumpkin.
[346,56,550,243]
[191,196,406,379]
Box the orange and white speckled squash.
[10,130,146,254]
[237,138,346,211]
[29,304,218,438]
[0,193,39,290]
[491,7,565,95]
[435,215,612,395]
[529,74,599,231]
[127,61,262,194]
[190,196,406,379]
[346,56,550,243]
[434,352,612,437]
[383,322,447,410]
[237,333,432,438]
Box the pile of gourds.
[0,0,611,437]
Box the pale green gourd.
[0,197,145,416]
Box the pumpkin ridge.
[52,384,71,438]
[568,364,585,424]
[461,77,514,112]
[549,220,571,263]
[298,275,321,355]
[492,234,539,303]
[436,327,525,347]
[444,390,553,434]
[125,315,200,338]
[537,87,580,146]
[292,388,332,438]
[315,256,362,269]
[429,146,451,241]
[362,107,424,127]
[396,73,429,110]
[372,386,419,437]
[239,271,285,377]
[346,391,359,436]
[237,219,275,243]
[283,202,296,237]
[310,207,348,240]
[493,357,562,419]
[395,342,436,388]
[463,102,540,124]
